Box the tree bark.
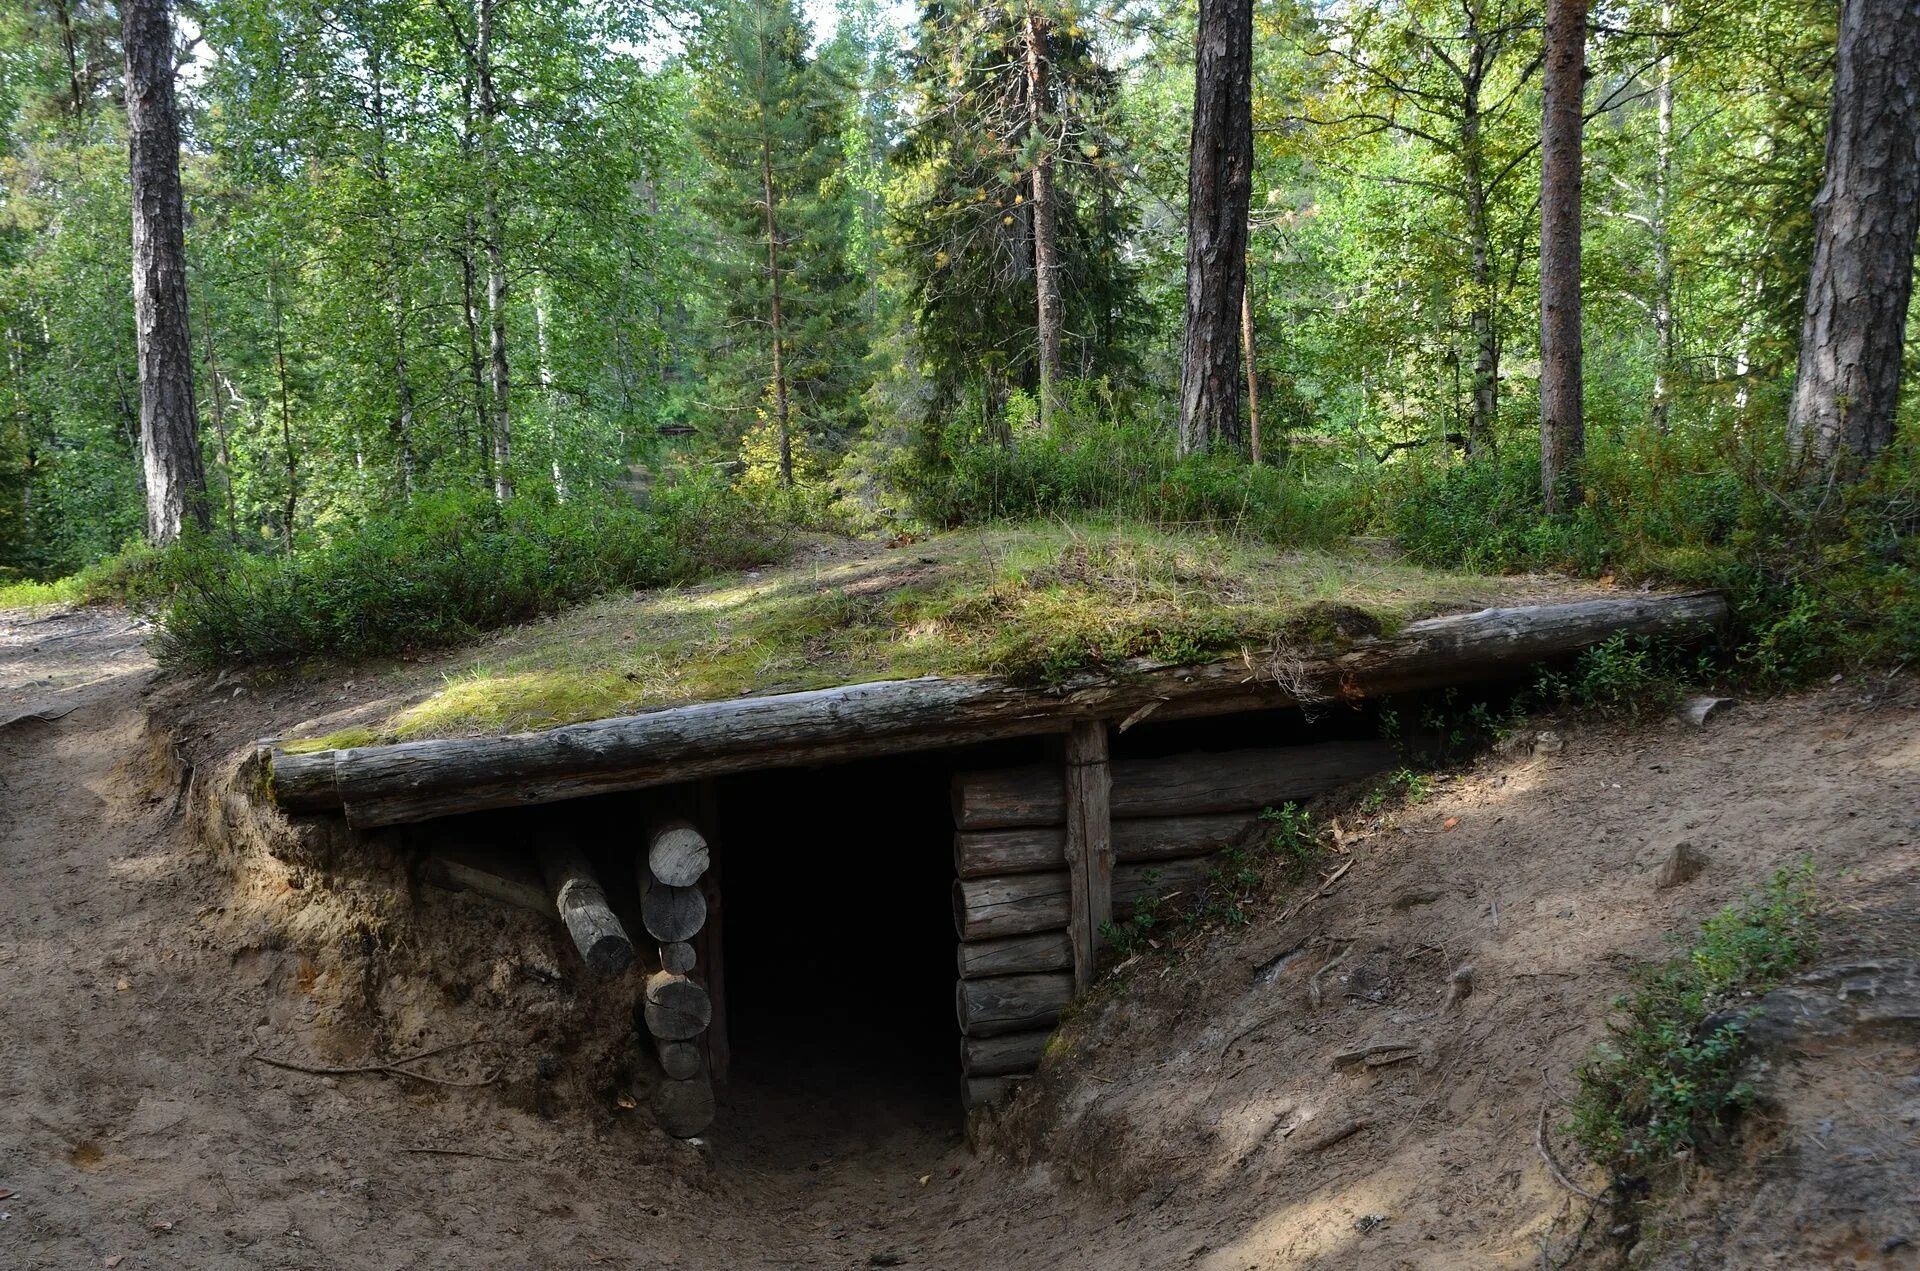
[756,28,794,487]
[1459,30,1498,454]
[1539,0,1588,513]
[1024,11,1064,428]
[368,43,415,492]
[1650,3,1676,432]
[477,0,513,500]
[1177,0,1253,454]
[121,0,209,544]
[1787,0,1920,473]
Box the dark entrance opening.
[713,745,1017,1152]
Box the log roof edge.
[264,590,1728,827]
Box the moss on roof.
[287,520,1593,751]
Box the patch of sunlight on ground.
[297,520,1577,748]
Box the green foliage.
[891,388,1360,545]
[1530,635,1699,720]
[152,484,785,667]
[1570,859,1820,1182]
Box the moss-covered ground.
[287,520,1599,749]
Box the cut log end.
[648,819,711,888]
[644,971,713,1040]
[653,1072,716,1138]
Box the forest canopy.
[0,0,1915,677]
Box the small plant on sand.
[1569,858,1819,1186]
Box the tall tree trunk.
[1649,1,1676,432]
[459,224,492,484]
[1177,0,1254,454]
[1458,31,1498,454]
[269,266,297,553]
[1787,0,1920,474]
[757,31,793,487]
[1023,11,1064,428]
[1241,261,1262,465]
[477,0,513,500]
[368,43,415,494]
[1539,0,1588,513]
[51,0,85,120]
[121,0,209,544]
[533,281,566,501]
[199,298,237,534]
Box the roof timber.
[263,591,1727,827]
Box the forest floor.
[3,593,1918,1270]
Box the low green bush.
[153,479,786,667]
[1570,859,1819,1185]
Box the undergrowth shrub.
[154,480,786,666]
[1570,858,1819,1185]
[890,387,1361,546]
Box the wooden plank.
[953,740,1396,831]
[954,857,1218,940]
[957,931,1073,979]
[955,972,1074,1037]
[955,811,1278,877]
[962,1029,1052,1077]
[267,592,1729,824]
[1064,721,1111,991]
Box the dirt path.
[4,606,1918,1270]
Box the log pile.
[952,737,1394,1109]
[638,818,720,1139]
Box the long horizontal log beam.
[265,592,1726,827]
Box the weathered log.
[1064,720,1112,991]
[638,868,706,944]
[957,931,1074,979]
[420,851,550,916]
[956,973,1074,1037]
[962,1075,1023,1112]
[653,1072,716,1138]
[954,857,1217,940]
[655,1036,704,1081]
[957,811,1272,878]
[659,941,697,974]
[538,844,634,978]
[266,593,1729,825]
[643,971,712,1040]
[647,819,710,888]
[953,740,1396,831]
[962,1029,1052,1077]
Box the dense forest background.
[0,0,1914,673]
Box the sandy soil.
[3,604,1917,1270]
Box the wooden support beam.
[420,850,549,916]
[963,1075,1022,1112]
[962,1029,1052,1077]
[954,857,1216,941]
[955,972,1074,1036]
[1063,721,1111,991]
[957,931,1073,979]
[659,941,696,974]
[266,593,1729,825]
[952,740,1396,832]
[638,871,706,944]
[652,1072,716,1138]
[538,842,634,978]
[655,1036,704,1081]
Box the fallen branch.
[249,1041,494,1088]
[1536,1100,1603,1202]
[1308,941,1355,1009]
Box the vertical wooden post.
[694,779,729,1084]
[1063,720,1113,993]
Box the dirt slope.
[3,604,1917,1270]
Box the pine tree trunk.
[1650,3,1676,433]
[1177,0,1253,454]
[1459,31,1497,454]
[757,31,793,488]
[1539,0,1588,513]
[1787,0,1920,474]
[1024,11,1064,428]
[121,0,209,544]
[477,0,513,500]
